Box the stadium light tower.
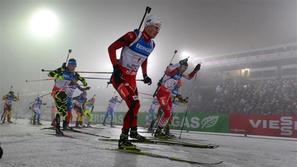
[28,8,59,38]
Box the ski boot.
[147,120,155,133]
[118,133,136,150]
[79,121,83,128]
[164,124,176,139]
[7,117,13,124]
[154,126,169,139]
[37,121,42,125]
[55,127,64,136]
[55,115,64,136]
[75,121,82,128]
[63,120,72,130]
[130,127,146,142]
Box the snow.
[0,119,296,167]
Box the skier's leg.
[110,109,114,127]
[54,91,67,135]
[103,108,110,126]
[7,110,12,123]
[155,86,172,138]
[32,112,36,125]
[112,77,143,148]
[37,110,42,125]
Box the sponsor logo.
[136,43,153,53]
[249,116,297,136]
[172,115,219,129]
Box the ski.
[106,148,223,165]
[45,133,76,139]
[98,138,219,149]
[74,125,104,130]
[41,127,110,138]
[66,128,110,138]
[41,127,55,130]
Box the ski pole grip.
[146,6,151,13]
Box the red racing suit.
[108,29,155,134]
[156,63,197,128]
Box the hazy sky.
[0,0,296,106]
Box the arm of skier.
[141,59,148,77]
[182,64,201,80]
[75,73,88,87]
[48,68,64,80]
[108,31,137,66]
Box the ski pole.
[41,69,113,74]
[152,50,178,97]
[179,73,198,139]
[25,78,54,83]
[83,77,144,82]
[39,92,51,98]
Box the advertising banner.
[93,111,229,133]
[230,113,297,138]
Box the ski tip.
[120,148,141,152]
[208,144,220,149]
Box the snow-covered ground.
[0,119,296,167]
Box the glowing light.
[28,8,59,38]
[180,51,191,59]
[241,68,250,77]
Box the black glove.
[143,74,152,85]
[194,64,201,72]
[113,64,122,84]
[179,58,188,66]
[183,97,189,103]
[62,62,67,69]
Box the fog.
[1,0,296,113]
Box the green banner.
[170,112,229,132]
[92,111,228,133]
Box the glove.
[81,80,88,87]
[113,64,122,84]
[194,64,201,72]
[143,74,152,85]
[85,86,91,90]
[61,62,67,69]
[179,58,188,66]
[183,97,189,103]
